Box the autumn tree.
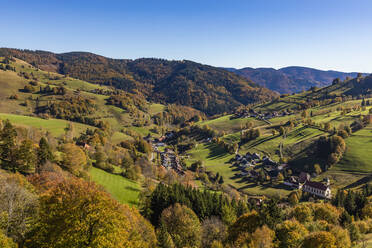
[26,173,156,248]
[329,225,351,248]
[288,191,299,206]
[362,204,372,219]
[227,210,261,243]
[302,231,336,248]
[0,230,15,248]
[160,203,201,248]
[60,143,87,176]
[201,217,227,248]
[251,225,275,248]
[275,219,308,248]
[313,203,340,224]
[156,224,175,248]
[291,204,313,223]
[0,172,39,247]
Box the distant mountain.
[227,66,367,94]
[0,48,278,116]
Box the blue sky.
[1,0,372,72]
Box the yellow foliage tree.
[61,143,87,176]
[26,173,156,248]
[275,219,308,248]
[302,231,336,248]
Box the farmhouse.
[283,172,331,199]
[302,181,331,199]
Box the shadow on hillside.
[204,143,230,160]
[344,174,372,189]
[128,200,139,205]
[125,186,140,192]
[245,135,281,149]
[237,182,290,191]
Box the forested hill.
[0,48,277,116]
[227,66,366,94]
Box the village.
[145,128,332,199]
[232,151,332,199]
[233,108,293,121]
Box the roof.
[299,172,310,183]
[304,181,329,191]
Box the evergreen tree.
[0,120,18,172]
[218,176,224,184]
[156,224,175,248]
[260,199,284,229]
[16,139,37,174]
[37,137,53,169]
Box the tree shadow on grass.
[245,135,281,149]
[344,174,372,189]
[125,186,140,192]
[238,182,292,192]
[204,143,231,160]
[127,200,139,205]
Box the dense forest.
[0,48,278,115]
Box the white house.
[302,181,331,199]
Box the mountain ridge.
[226,66,368,94]
[0,48,278,116]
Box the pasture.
[89,167,141,206]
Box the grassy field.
[0,113,92,137]
[0,57,166,145]
[89,167,141,206]
[198,115,265,133]
[187,142,291,197]
[321,125,372,189]
[149,103,165,115]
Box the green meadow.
[89,167,141,206]
[0,113,92,137]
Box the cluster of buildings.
[160,148,184,175]
[146,131,176,149]
[235,152,331,199]
[284,172,331,199]
[144,132,184,175]
[234,109,292,120]
[234,152,288,177]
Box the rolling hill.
[227,66,367,94]
[0,48,278,116]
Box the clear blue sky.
[1,0,372,72]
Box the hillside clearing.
[89,167,141,206]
